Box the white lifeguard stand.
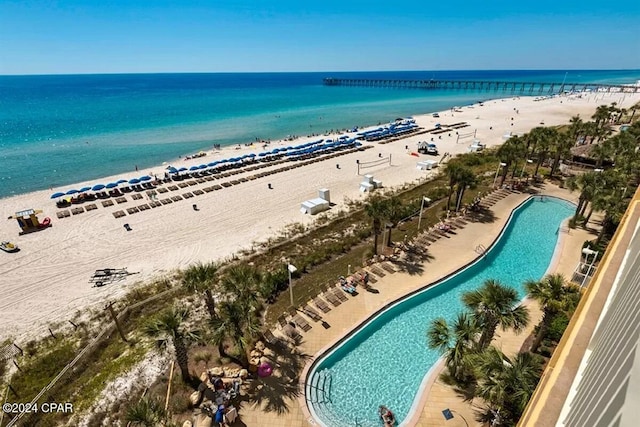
[300,188,331,215]
[360,174,382,192]
[417,160,438,170]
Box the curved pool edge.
[300,194,575,427]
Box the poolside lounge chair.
[323,290,342,307]
[313,297,331,313]
[277,314,288,329]
[381,262,397,273]
[331,285,349,302]
[262,329,277,344]
[291,313,312,332]
[283,324,302,341]
[300,304,322,322]
[370,266,386,277]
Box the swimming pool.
[306,196,574,427]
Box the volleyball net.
[357,155,391,175]
[456,129,477,144]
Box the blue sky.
[1,0,639,74]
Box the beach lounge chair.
[126,207,139,214]
[101,200,115,207]
[115,197,127,204]
[312,297,331,313]
[85,203,98,211]
[131,194,143,200]
[112,210,126,218]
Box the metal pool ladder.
[475,244,487,256]
[306,370,332,404]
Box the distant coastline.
[1,70,639,198]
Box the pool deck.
[238,184,594,427]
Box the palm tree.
[210,299,261,368]
[126,397,166,427]
[565,172,600,223]
[462,279,530,350]
[527,127,552,178]
[182,262,219,320]
[364,195,388,256]
[524,274,577,353]
[550,130,574,177]
[473,347,543,425]
[444,162,464,210]
[454,167,477,212]
[219,264,262,312]
[144,307,199,384]
[381,196,406,247]
[427,312,482,384]
[497,137,525,187]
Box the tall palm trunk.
[217,341,245,368]
[372,219,380,255]
[530,309,552,353]
[479,319,498,350]
[174,336,191,382]
[204,289,216,320]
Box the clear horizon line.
[2,68,640,77]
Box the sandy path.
[0,91,637,340]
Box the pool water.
[307,197,574,427]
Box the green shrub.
[547,312,570,342]
[539,346,552,358]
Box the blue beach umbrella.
[139,175,152,181]
[128,178,140,184]
[178,167,188,172]
[207,162,218,167]
[168,167,178,173]
[91,184,105,191]
[198,165,207,169]
[79,186,92,192]
[248,153,256,157]
[66,189,79,195]
[50,192,66,199]
[189,166,199,171]
[258,152,268,157]
[117,179,128,184]
[106,182,119,189]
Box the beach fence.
[356,155,391,175]
[4,287,176,427]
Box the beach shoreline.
[1,91,638,341]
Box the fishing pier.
[323,78,639,94]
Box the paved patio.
[233,184,593,427]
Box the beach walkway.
[233,184,593,427]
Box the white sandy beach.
[1,91,638,341]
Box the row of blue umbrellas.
[51,177,152,199]
[51,136,359,199]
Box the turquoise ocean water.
[1,70,639,198]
